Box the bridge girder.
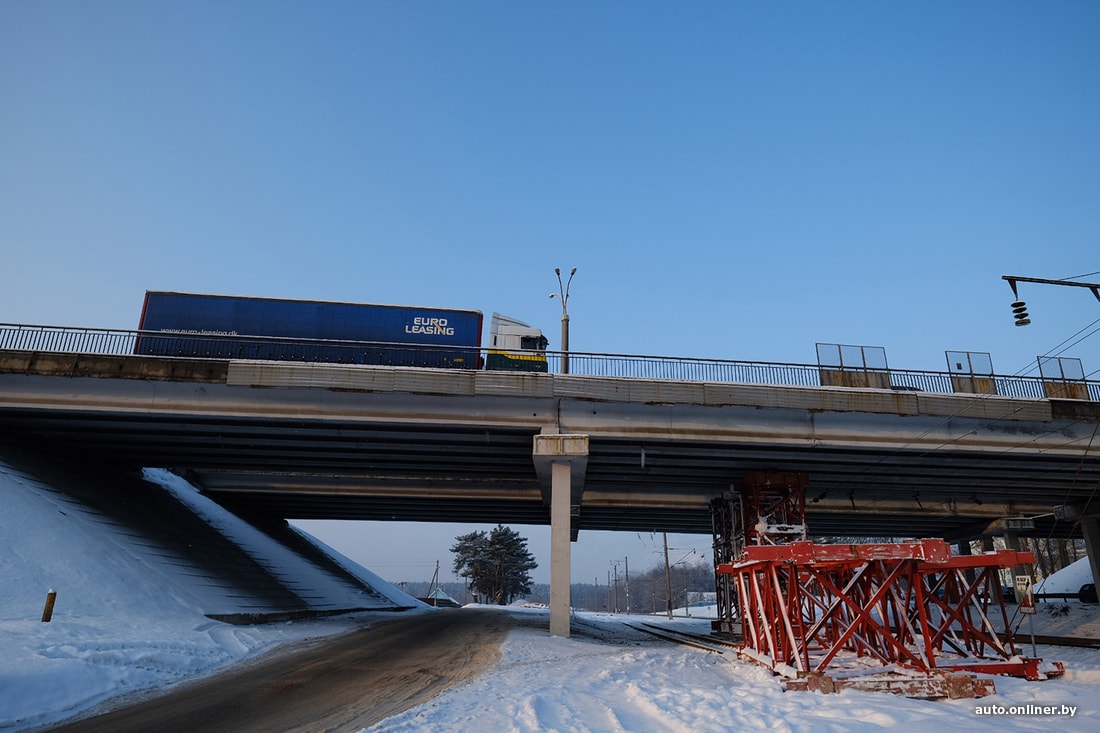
[0,354,1098,542]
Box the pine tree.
[451,525,538,605]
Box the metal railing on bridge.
[2,323,1097,402]
[0,324,140,356]
[548,351,1098,401]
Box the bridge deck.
[2,350,1099,541]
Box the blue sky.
[3,2,1099,585]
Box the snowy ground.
[2,455,1099,732]
[370,605,1100,733]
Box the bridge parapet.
[2,323,1097,401]
[3,348,1078,429]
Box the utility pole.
[1002,272,1100,605]
[624,556,630,614]
[610,561,620,613]
[428,560,440,600]
[663,533,674,619]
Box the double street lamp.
[550,267,577,374]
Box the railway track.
[620,619,1099,656]
[1007,633,1100,649]
[621,621,741,654]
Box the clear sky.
[3,2,1099,586]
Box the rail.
[2,323,1098,401]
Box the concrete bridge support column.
[550,462,572,637]
[1081,515,1100,601]
[533,434,589,639]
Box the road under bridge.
[1,349,1099,636]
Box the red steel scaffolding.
[714,473,1064,698]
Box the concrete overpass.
[2,348,1100,636]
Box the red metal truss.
[740,472,808,547]
[717,539,1064,689]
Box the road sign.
[1016,575,1036,614]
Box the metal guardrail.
[551,351,824,387]
[0,325,140,355]
[2,323,1097,401]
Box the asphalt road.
[47,608,513,733]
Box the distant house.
[420,587,461,608]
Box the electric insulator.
[1011,300,1031,327]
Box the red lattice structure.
[740,472,808,547]
[715,474,1064,698]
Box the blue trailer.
[135,291,547,371]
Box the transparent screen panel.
[946,351,994,376]
[841,345,865,369]
[817,343,888,370]
[862,345,888,371]
[1039,356,1085,381]
[816,343,842,368]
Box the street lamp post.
[550,267,577,374]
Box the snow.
[0,457,418,730]
[368,605,1100,733]
[143,467,424,611]
[2,455,1100,732]
[1037,557,1096,596]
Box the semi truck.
[135,291,549,372]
